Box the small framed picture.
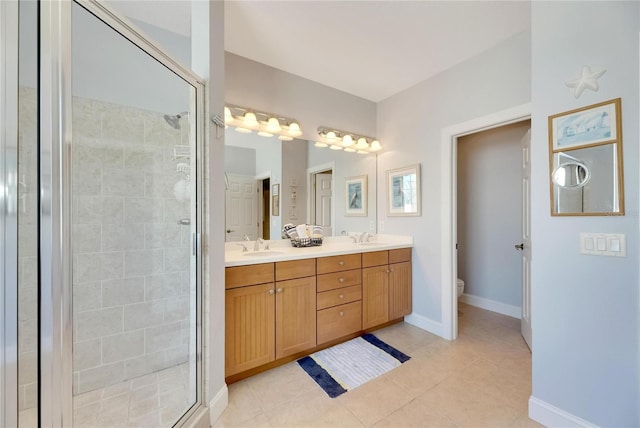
[549,98,621,151]
[387,164,421,216]
[345,175,367,216]
[272,183,279,196]
[272,194,280,216]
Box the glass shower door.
[69,3,201,426]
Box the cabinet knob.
[339,311,344,316]
[276,288,283,293]
[339,294,344,299]
[386,270,391,273]
[269,289,275,295]
[338,261,345,266]
[338,277,345,283]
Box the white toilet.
[457,278,465,298]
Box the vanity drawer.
[316,253,361,275]
[389,248,411,264]
[226,263,274,289]
[317,301,362,344]
[317,285,361,310]
[317,269,361,292]
[276,258,316,281]
[362,250,389,268]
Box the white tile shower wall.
[71,96,192,394]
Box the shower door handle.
[177,218,191,226]
[514,243,524,250]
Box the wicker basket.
[290,236,323,248]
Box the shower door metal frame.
[39,0,207,426]
[1,0,20,426]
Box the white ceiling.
[105,0,531,103]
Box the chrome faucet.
[243,234,250,242]
[254,238,264,252]
[359,232,372,243]
[236,243,248,252]
[349,236,358,244]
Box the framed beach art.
[345,175,367,216]
[549,98,621,151]
[387,164,421,216]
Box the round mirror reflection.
[552,161,591,188]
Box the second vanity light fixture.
[224,104,302,141]
[316,126,382,154]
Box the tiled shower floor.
[73,363,194,427]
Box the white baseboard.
[459,293,521,319]
[405,313,444,338]
[208,384,229,426]
[529,396,599,428]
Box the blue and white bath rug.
[297,333,410,398]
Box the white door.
[520,130,532,349]
[225,173,258,242]
[315,172,333,236]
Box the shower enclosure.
[2,1,205,426]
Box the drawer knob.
[339,278,345,283]
[339,311,344,316]
[269,289,275,295]
[338,261,345,266]
[276,288,283,293]
[339,294,344,299]
[386,270,391,273]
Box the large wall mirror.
[548,98,624,216]
[224,130,377,241]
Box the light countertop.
[225,234,413,267]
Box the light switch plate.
[580,233,626,257]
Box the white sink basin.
[243,250,285,257]
[359,242,389,246]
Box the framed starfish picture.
[549,98,621,151]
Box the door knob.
[514,243,524,250]
[226,229,235,233]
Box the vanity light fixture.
[316,127,382,154]
[225,104,303,140]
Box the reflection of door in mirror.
[312,171,333,236]
[225,174,258,241]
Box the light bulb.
[235,127,252,134]
[224,107,233,124]
[329,144,343,151]
[257,131,273,137]
[355,137,368,150]
[243,112,258,128]
[266,117,281,133]
[370,140,382,151]
[342,134,353,147]
[288,122,302,136]
[344,147,356,153]
[314,142,328,148]
[326,131,337,143]
[279,135,293,141]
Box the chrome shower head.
[163,111,189,130]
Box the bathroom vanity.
[224,237,413,382]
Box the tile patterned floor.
[213,303,543,428]
[72,363,195,427]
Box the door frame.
[1,0,19,425]
[441,103,531,341]
[307,161,335,228]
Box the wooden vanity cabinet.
[316,254,363,344]
[225,264,275,376]
[225,260,316,376]
[362,249,412,329]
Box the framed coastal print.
[345,175,367,216]
[549,98,621,151]
[387,164,421,216]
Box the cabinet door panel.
[362,265,389,329]
[389,262,412,319]
[225,283,275,376]
[276,276,317,359]
[317,301,362,344]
